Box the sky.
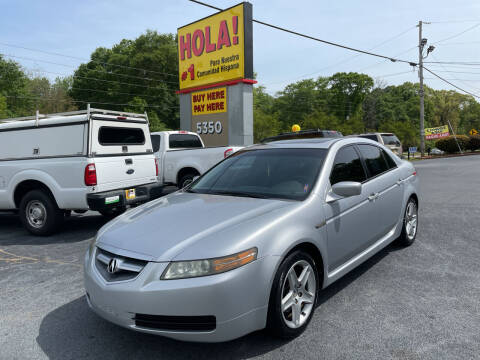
[1,0,480,96]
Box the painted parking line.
[0,248,82,267]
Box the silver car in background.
[354,132,403,157]
[84,137,419,342]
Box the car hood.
[96,191,293,262]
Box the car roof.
[248,138,340,150]
[246,136,389,151]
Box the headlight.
[161,247,258,280]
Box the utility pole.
[418,20,425,158]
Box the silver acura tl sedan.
[84,137,419,342]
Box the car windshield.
[381,134,401,146]
[188,148,327,201]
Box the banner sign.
[178,2,253,90]
[425,125,449,140]
[191,87,227,115]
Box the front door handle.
[368,193,379,201]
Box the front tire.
[19,190,64,236]
[396,197,418,247]
[267,250,318,339]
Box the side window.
[382,149,397,169]
[151,135,161,152]
[357,144,389,178]
[330,146,367,185]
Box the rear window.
[381,134,401,146]
[169,134,203,149]
[358,134,379,142]
[98,127,145,145]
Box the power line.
[423,66,480,99]
[188,0,417,66]
[263,26,417,86]
[429,19,480,24]
[426,54,480,94]
[424,61,480,66]
[426,69,480,75]
[4,94,180,110]
[431,23,480,45]
[356,45,418,72]
[1,53,178,85]
[0,41,179,78]
[0,66,179,90]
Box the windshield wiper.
[207,190,269,199]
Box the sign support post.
[447,120,463,154]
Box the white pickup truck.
[0,107,163,235]
[150,131,243,188]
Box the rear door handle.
[396,179,402,186]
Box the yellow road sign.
[469,128,478,135]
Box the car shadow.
[315,241,402,308]
[0,212,109,246]
[36,242,401,360]
[0,187,178,246]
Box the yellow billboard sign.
[191,87,227,115]
[425,125,449,140]
[177,3,253,91]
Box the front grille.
[95,247,147,282]
[133,314,216,332]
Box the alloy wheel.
[405,201,418,240]
[280,260,316,329]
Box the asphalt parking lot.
[1,157,479,360]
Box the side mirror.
[331,181,362,198]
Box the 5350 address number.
[196,121,223,134]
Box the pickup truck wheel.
[179,173,197,188]
[267,250,318,339]
[19,190,64,236]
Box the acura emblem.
[107,258,119,274]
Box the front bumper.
[83,247,277,342]
[86,182,163,211]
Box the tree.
[0,55,30,117]
[327,72,374,121]
[253,109,281,142]
[0,95,7,119]
[70,30,179,128]
[124,97,169,132]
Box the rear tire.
[179,172,197,188]
[19,190,64,236]
[267,250,318,339]
[396,197,418,247]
